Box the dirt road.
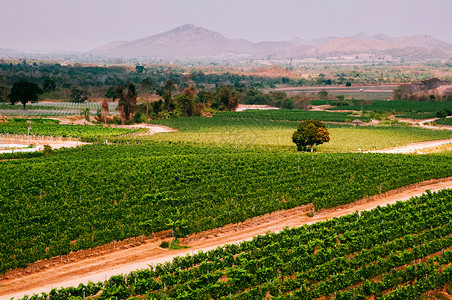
[1,178,451,300]
[365,137,452,154]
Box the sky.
[1,0,451,52]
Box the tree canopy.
[8,81,42,109]
[292,119,330,152]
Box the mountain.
[88,24,289,59]
[263,34,452,60]
[87,24,452,61]
[0,48,19,57]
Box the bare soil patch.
[114,124,178,135]
[1,178,451,299]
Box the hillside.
[87,24,452,61]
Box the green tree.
[292,119,330,152]
[8,81,43,109]
[42,77,57,93]
[70,87,89,103]
[215,85,239,111]
[0,75,8,102]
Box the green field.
[146,112,452,152]
[436,117,452,126]
[0,120,138,140]
[316,100,452,120]
[1,143,452,274]
[277,85,395,100]
[24,189,452,299]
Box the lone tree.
[292,119,330,152]
[8,81,42,109]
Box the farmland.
[436,117,452,126]
[1,142,452,276]
[319,100,452,120]
[21,188,452,299]
[1,61,452,299]
[145,112,452,152]
[0,119,138,140]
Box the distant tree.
[0,75,8,102]
[8,81,42,109]
[215,85,239,111]
[140,78,157,114]
[292,119,330,152]
[293,94,311,111]
[105,86,116,100]
[70,87,89,103]
[42,77,57,93]
[317,90,328,100]
[116,83,137,124]
[135,65,145,74]
[162,79,176,111]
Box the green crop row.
[22,189,452,299]
[1,143,451,274]
[0,122,137,140]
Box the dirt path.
[365,137,452,154]
[115,124,178,134]
[1,178,452,300]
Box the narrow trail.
[1,178,452,300]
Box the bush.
[43,144,54,156]
[160,241,170,248]
[436,110,447,118]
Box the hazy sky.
[1,0,451,52]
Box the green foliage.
[159,241,170,248]
[0,143,451,274]
[437,110,448,118]
[0,121,137,140]
[147,112,451,152]
[435,118,452,126]
[30,189,452,299]
[70,87,89,103]
[292,119,330,152]
[43,144,54,156]
[8,81,43,108]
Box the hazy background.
[1,0,451,52]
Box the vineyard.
[146,113,452,152]
[436,118,452,126]
[320,100,452,120]
[1,143,452,276]
[21,189,452,299]
[0,102,119,116]
[0,121,138,140]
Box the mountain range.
[86,24,452,61]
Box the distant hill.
[88,24,290,59]
[0,48,19,57]
[87,24,452,61]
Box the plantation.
[23,189,452,299]
[320,100,452,120]
[146,113,452,152]
[1,142,452,275]
[0,121,138,140]
[436,118,452,126]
